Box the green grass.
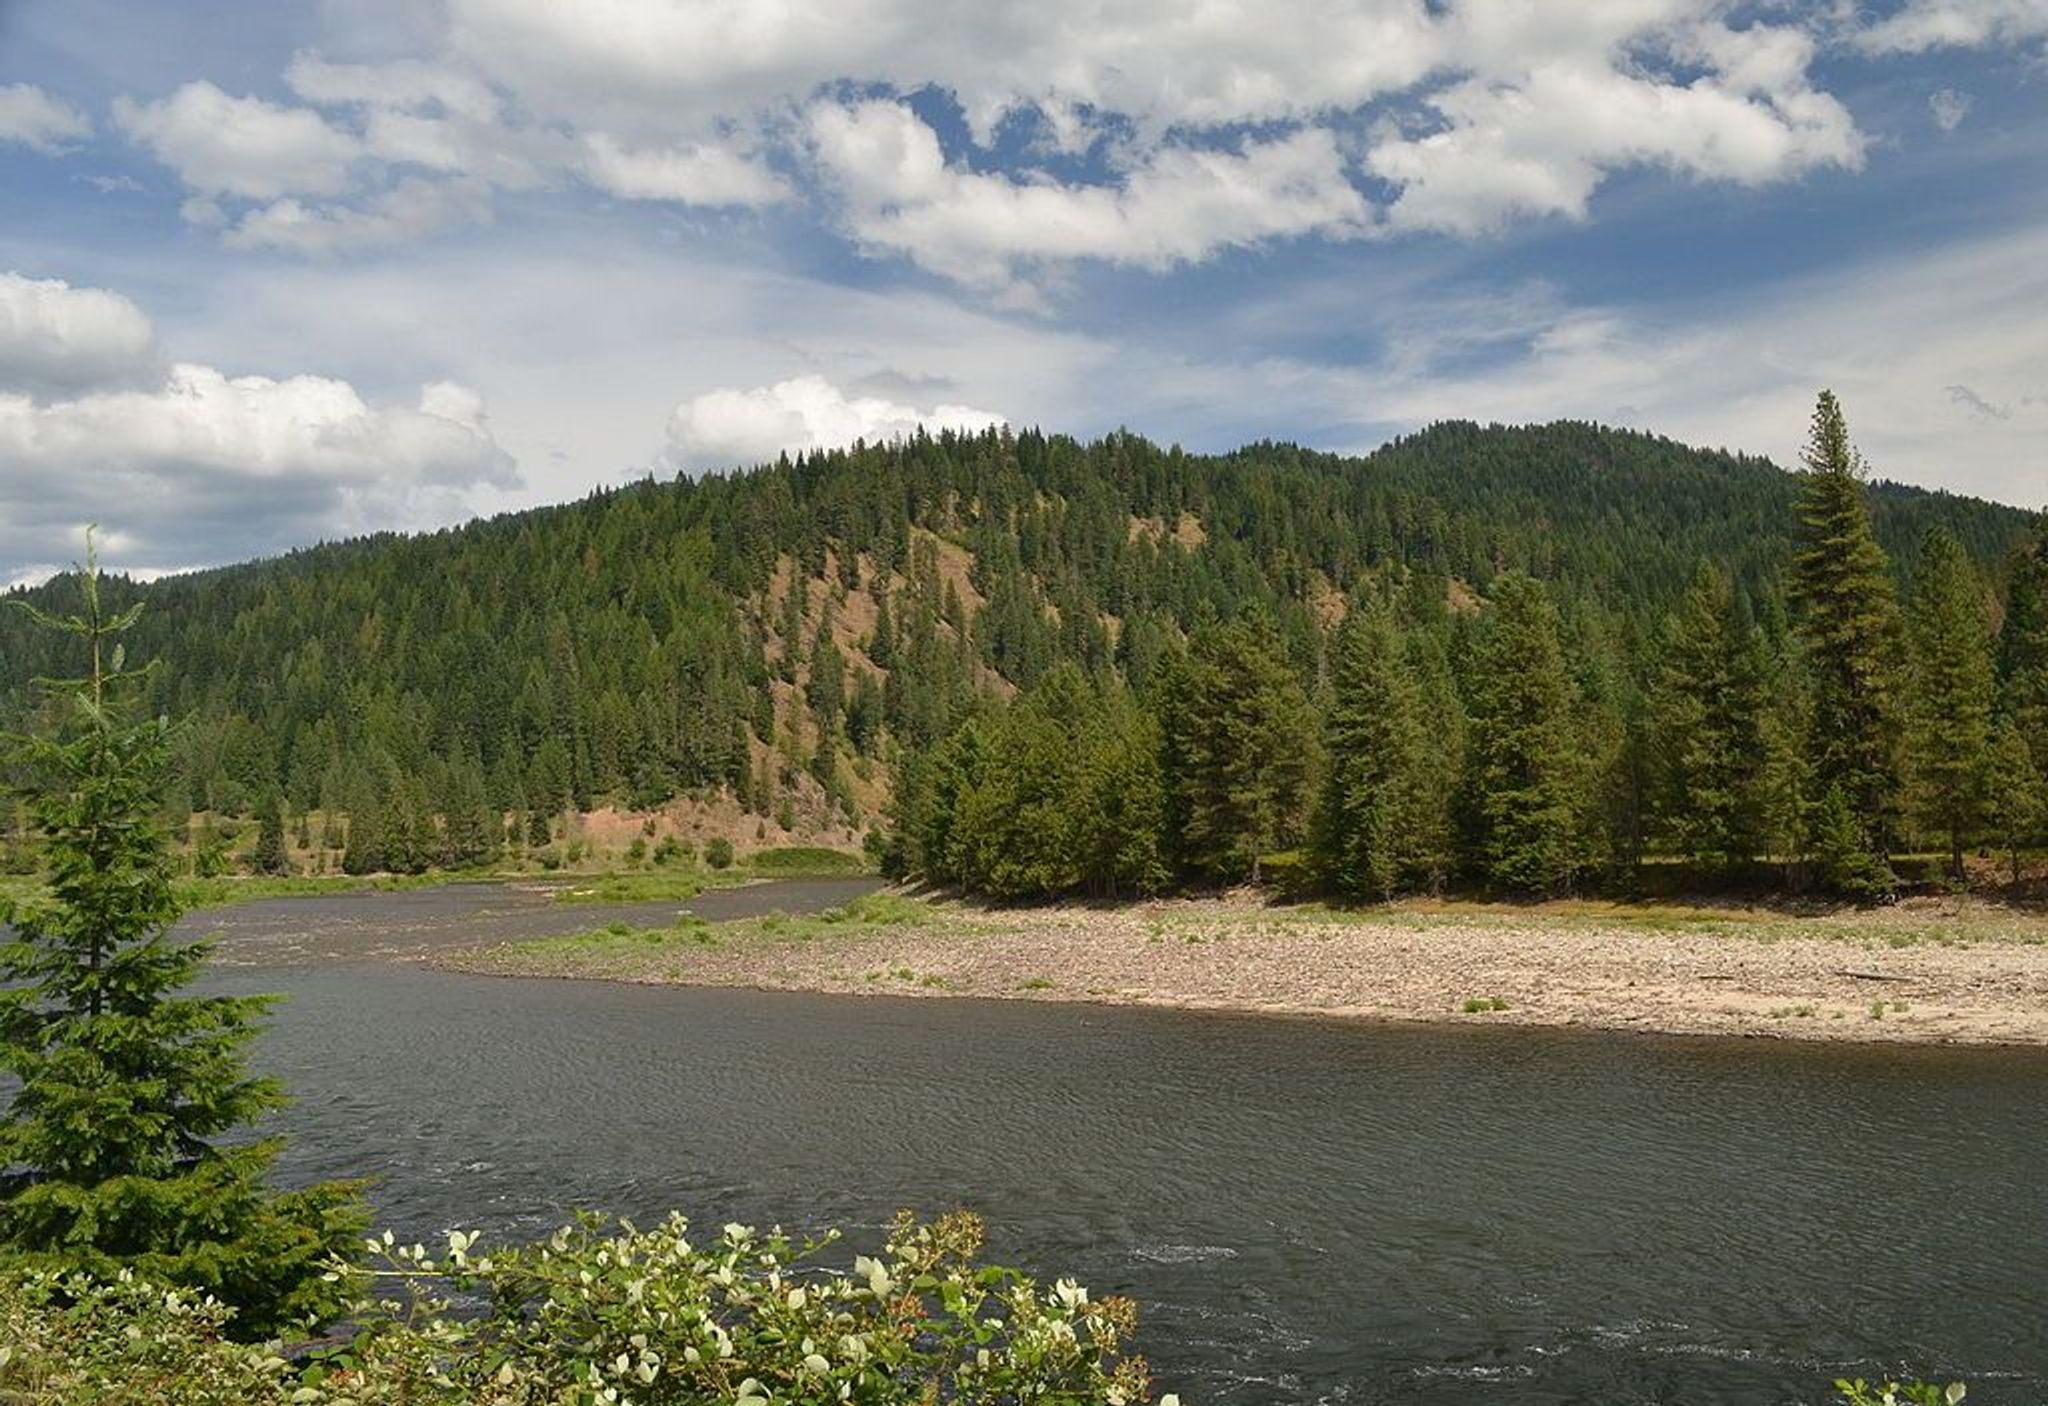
[1461,996,1512,1013]
[175,871,483,909]
[547,871,712,904]
[475,892,937,970]
[743,845,869,876]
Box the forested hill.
[0,420,2032,852]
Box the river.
[184,880,2044,1404]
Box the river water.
[183,882,2044,1404]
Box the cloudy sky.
[1,0,2044,582]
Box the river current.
[182,882,2046,1404]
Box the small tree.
[0,541,364,1337]
[1984,717,2042,886]
[249,787,290,876]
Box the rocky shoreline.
[439,891,2048,1047]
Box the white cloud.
[0,83,92,153]
[810,100,1370,289]
[85,0,2042,278]
[0,270,519,573]
[1367,20,1862,235]
[444,0,1445,138]
[582,133,788,207]
[114,81,361,199]
[223,177,492,255]
[0,273,159,399]
[1856,0,2048,53]
[1929,88,1973,132]
[665,374,1005,470]
[285,54,502,122]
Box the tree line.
[0,400,2032,887]
[889,393,2047,901]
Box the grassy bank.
[0,844,873,916]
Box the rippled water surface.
[194,884,2044,1404]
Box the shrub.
[705,837,735,869]
[0,1212,1171,1406]
[749,844,864,875]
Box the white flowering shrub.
[0,1210,1174,1406]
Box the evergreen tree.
[1810,784,1896,901]
[1984,716,2042,885]
[341,774,385,875]
[249,786,289,876]
[1467,574,1593,894]
[1406,630,1466,892]
[1998,515,2048,773]
[1789,390,1903,876]
[1163,614,1316,883]
[1904,527,1995,879]
[440,751,498,869]
[0,548,363,1337]
[1312,598,1429,900]
[1650,563,1766,869]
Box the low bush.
[0,1211,1167,1406]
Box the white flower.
[804,1353,832,1374]
[1053,1278,1088,1309]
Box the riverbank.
[440,890,2048,1046]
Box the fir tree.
[1810,784,1895,901]
[1998,515,2048,773]
[1983,716,2042,886]
[1163,614,1316,883]
[1789,390,1903,876]
[1650,563,1766,869]
[249,786,290,876]
[0,544,364,1337]
[1904,527,1995,879]
[1312,598,1429,900]
[341,775,385,875]
[1467,574,1593,894]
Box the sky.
[0,0,2044,584]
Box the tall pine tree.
[1788,390,1902,884]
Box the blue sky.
[0,0,2043,581]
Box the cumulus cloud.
[582,133,788,207]
[0,270,519,576]
[810,101,1369,288]
[0,83,92,153]
[1367,19,1861,235]
[665,374,1004,470]
[114,81,361,199]
[0,273,160,399]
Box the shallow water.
[194,881,2048,1405]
